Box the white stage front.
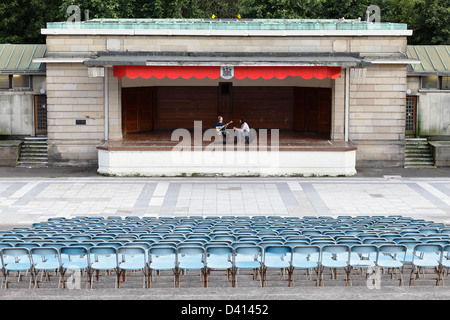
[97,148,357,177]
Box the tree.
[0,0,448,44]
[240,0,323,19]
[408,0,450,45]
[0,0,61,44]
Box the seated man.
[214,116,232,144]
[233,118,250,144]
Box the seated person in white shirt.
[233,118,250,144]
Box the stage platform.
[97,131,357,177]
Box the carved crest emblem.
[220,66,234,80]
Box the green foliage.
[0,0,448,44]
[240,0,323,19]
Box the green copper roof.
[46,18,408,31]
[407,45,450,74]
[0,44,46,73]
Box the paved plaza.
[1,166,450,301]
[2,167,450,228]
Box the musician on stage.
[214,116,232,144]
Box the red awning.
[113,65,341,80]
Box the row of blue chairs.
[1,215,449,288]
[3,215,450,240]
[1,242,449,288]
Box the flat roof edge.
[41,28,413,37]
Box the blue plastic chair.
[204,245,234,287]
[262,245,292,287]
[176,246,206,288]
[290,245,321,287]
[409,244,443,286]
[440,244,450,285]
[59,246,90,289]
[88,246,118,288]
[30,247,61,288]
[377,244,407,286]
[148,246,178,288]
[346,244,378,286]
[232,245,263,287]
[0,247,34,289]
[319,245,351,286]
[117,246,149,288]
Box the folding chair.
[204,245,234,287]
[0,248,34,289]
[377,244,407,286]
[148,246,178,288]
[176,246,206,288]
[290,245,321,287]
[30,247,61,288]
[319,245,351,286]
[348,245,378,286]
[440,244,450,285]
[88,246,118,289]
[59,246,90,289]
[117,246,149,288]
[232,245,263,287]
[262,245,291,287]
[409,244,443,286]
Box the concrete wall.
[0,75,45,136]
[0,140,22,166]
[407,75,450,137]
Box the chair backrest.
[89,246,117,257]
[1,247,30,258]
[149,246,177,261]
[30,247,60,265]
[263,245,291,259]
[117,246,146,258]
[30,247,59,257]
[321,245,350,260]
[234,245,263,262]
[350,244,378,255]
[378,244,407,261]
[412,244,443,264]
[60,246,89,258]
[177,246,205,258]
[205,246,233,264]
[292,245,321,262]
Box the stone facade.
[42,21,411,169]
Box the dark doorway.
[405,96,417,136]
[122,87,155,134]
[293,87,332,138]
[34,95,47,135]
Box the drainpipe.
[344,67,350,142]
[104,67,109,141]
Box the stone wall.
[46,35,406,56]
[46,63,104,166]
[349,64,407,167]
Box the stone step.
[405,154,432,158]
[18,136,48,167]
[404,163,435,167]
[18,155,48,160]
[404,138,435,168]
